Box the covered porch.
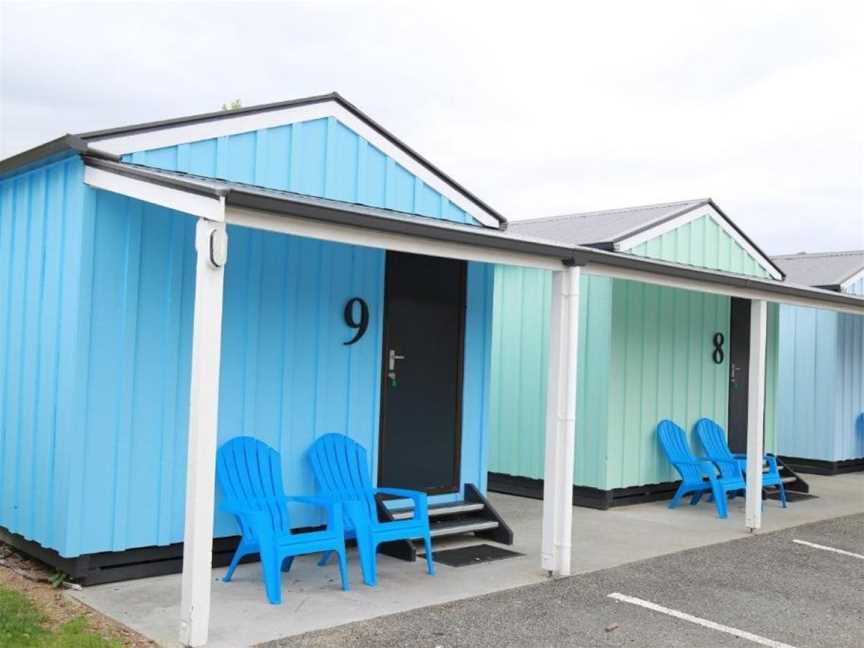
[70,473,864,647]
[83,157,864,647]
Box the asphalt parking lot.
[269,513,864,648]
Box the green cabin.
[488,199,785,508]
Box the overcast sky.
[1,1,862,254]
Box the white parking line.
[792,539,864,560]
[607,593,797,648]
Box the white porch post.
[541,265,581,576]
[179,218,227,647]
[745,299,768,532]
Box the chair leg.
[423,533,435,576]
[223,545,246,582]
[335,547,350,592]
[360,540,378,587]
[281,556,294,573]
[711,483,728,519]
[318,550,333,566]
[777,481,788,508]
[260,547,282,605]
[669,483,689,509]
[689,490,703,505]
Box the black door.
[378,251,466,494]
[727,298,751,453]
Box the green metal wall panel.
[488,268,612,486]
[605,280,731,489]
[629,215,771,279]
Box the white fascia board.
[225,206,561,271]
[584,262,864,316]
[615,204,783,280]
[840,266,864,293]
[84,165,225,222]
[85,100,500,229]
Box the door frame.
[376,251,468,495]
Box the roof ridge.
[772,249,864,259]
[511,198,710,226]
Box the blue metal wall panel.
[835,312,864,460]
[460,262,494,494]
[59,190,493,554]
[0,158,87,555]
[776,306,839,461]
[126,117,479,225]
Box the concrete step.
[390,501,485,521]
[429,519,499,538]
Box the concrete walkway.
[271,513,864,648]
[69,472,863,647]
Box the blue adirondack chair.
[694,418,787,508]
[656,420,745,519]
[216,436,350,604]
[307,433,435,586]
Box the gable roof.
[510,198,705,246]
[0,93,506,228]
[510,198,784,279]
[772,250,864,291]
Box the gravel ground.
[265,513,864,648]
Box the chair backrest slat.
[216,437,291,536]
[308,434,376,518]
[657,420,703,483]
[695,418,740,480]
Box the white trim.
[792,539,864,560]
[608,593,797,648]
[84,166,225,222]
[840,266,864,292]
[745,299,768,532]
[615,204,783,280]
[582,263,864,316]
[541,266,580,576]
[86,99,500,228]
[179,219,227,647]
[225,206,561,270]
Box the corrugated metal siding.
[488,268,612,487]
[125,117,478,225]
[776,306,839,461]
[605,280,731,488]
[835,312,864,460]
[57,189,494,555]
[629,215,771,279]
[63,193,388,553]
[0,158,88,555]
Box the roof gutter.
[81,157,864,315]
[0,134,121,178]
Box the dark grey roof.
[0,93,506,226]
[510,198,784,278]
[772,250,864,290]
[509,199,707,247]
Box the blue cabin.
[774,251,864,474]
[0,94,524,582]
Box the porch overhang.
[80,156,864,316]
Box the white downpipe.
[179,218,227,647]
[541,265,581,576]
[745,299,768,532]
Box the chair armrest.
[373,487,429,519]
[732,452,778,471]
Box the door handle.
[388,349,406,371]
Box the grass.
[0,586,120,647]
